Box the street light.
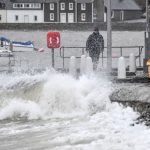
[146,0,149,32]
[144,0,150,73]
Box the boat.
[0,36,34,52]
[0,36,45,72]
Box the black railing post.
[120,47,123,56]
[63,47,65,69]
[82,48,84,55]
[102,50,104,67]
[139,46,143,67]
[60,47,62,57]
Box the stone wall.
[111,100,150,126]
[0,22,146,31]
[110,86,150,126]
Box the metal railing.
[0,54,15,72]
[59,46,143,69]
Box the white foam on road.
[0,70,149,150]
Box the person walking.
[86,27,104,70]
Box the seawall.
[110,85,150,126]
[0,22,146,31]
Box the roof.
[3,0,94,9]
[104,0,141,11]
[10,0,94,3]
[75,0,94,3]
[44,0,59,2]
[10,0,45,3]
[4,0,45,9]
[0,0,5,3]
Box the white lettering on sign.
[49,37,52,44]
[56,36,59,44]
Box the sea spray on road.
[0,70,150,149]
[0,70,111,120]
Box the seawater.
[0,70,150,150]
[0,30,149,150]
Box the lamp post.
[144,0,150,73]
[146,0,149,32]
[107,0,112,72]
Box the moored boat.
[0,37,34,52]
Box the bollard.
[129,53,136,72]
[86,56,93,75]
[80,55,86,75]
[69,56,76,77]
[118,57,126,79]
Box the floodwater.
[0,30,150,150]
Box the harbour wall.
[0,22,146,31]
[110,85,150,125]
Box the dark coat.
[86,31,104,58]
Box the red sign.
[47,32,60,48]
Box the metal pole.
[144,0,150,73]
[51,48,55,68]
[145,0,149,59]
[146,0,149,32]
[63,47,65,69]
[107,0,112,72]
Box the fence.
[59,46,143,69]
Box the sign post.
[51,48,55,67]
[47,32,60,68]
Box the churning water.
[0,70,150,150]
[0,31,150,150]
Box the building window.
[34,3,41,8]
[13,3,23,8]
[20,4,23,8]
[0,3,5,9]
[13,3,41,9]
[13,3,16,8]
[61,3,65,10]
[30,3,34,8]
[121,11,124,21]
[111,11,114,19]
[81,13,86,21]
[24,3,30,8]
[81,3,86,10]
[34,16,37,21]
[15,15,19,21]
[69,3,73,10]
[50,13,54,21]
[0,3,2,9]
[50,3,54,10]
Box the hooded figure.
[86,27,104,69]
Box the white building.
[0,10,6,23]
[0,0,44,23]
[7,10,44,23]
[0,0,6,23]
[0,0,101,23]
